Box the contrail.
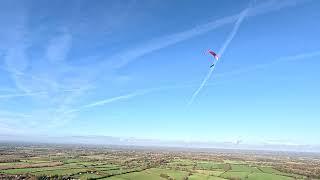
[65,90,151,114]
[104,0,309,69]
[64,50,320,114]
[218,8,250,56]
[188,7,250,105]
[210,50,320,79]
[0,88,85,99]
[82,91,146,109]
[64,84,202,114]
[0,91,47,98]
[65,85,196,114]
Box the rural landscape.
[0,143,319,180]
[1,0,320,179]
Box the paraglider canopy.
[208,50,219,60]
[208,50,219,68]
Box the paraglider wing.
[208,50,219,60]
[208,50,219,68]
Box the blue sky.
[0,0,320,147]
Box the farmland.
[0,143,319,179]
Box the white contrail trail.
[64,50,320,114]
[0,88,84,99]
[65,85,198,114]
[188,7,250,105]
[218,8,250,56]
[105,0,309,69]
[0,91,47,98]
[213,50,320,78]
[82,91,146,109]
[66,90,151,114]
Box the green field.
[0,158,308,180]
[0,145,318,180]
[107,168,189,180]
[229,164,261,172]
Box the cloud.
[0,110,31,119]
[0,111,33,135]
[0,0,313,135]
[46,31,72,63]
[0,3,92,129]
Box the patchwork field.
[0,144,319,179]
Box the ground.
[0,144,319,180]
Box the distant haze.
[1,134,319,153]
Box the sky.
[0,0,320,149]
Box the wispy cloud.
[46,31,72,63]
[1,48,317,131]
[0,0,313,136]
[0,2,93,129]
[0,110,31,119]
[0,0,143,131]
[0,111,33,135]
